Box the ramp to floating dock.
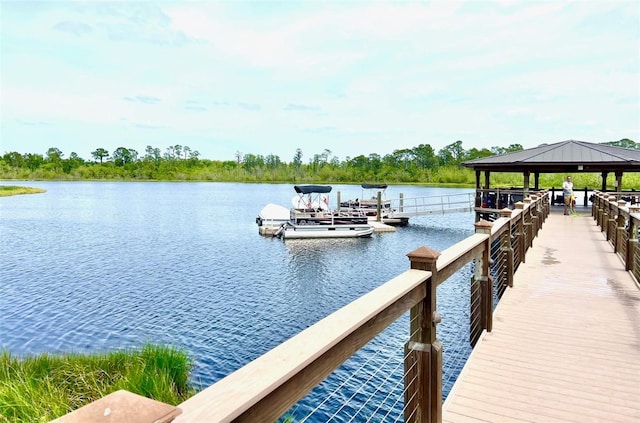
[388,192,475,218]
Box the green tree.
[174,145,183,159]
[62,152,86,173]
[112,147,137,166]
[321,149,331,166]
[465,147,493,161]
[292,148,303,169]
[242,153,264,171]
[491,143,523,155]
[164,146,178,160]
[24,153,44,171]
[438,140,464,166]
[46,147,63,162]
[91,148,109,164]
[385,148,413,170]
[2,152,25,168]
[603,138,638,149]
[412,144,436,168]
[265,154,281,169]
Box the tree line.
[1,139,636,184]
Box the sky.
[1,1,639,163]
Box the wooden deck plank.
[461,371,637,409]
[443,209,640,422]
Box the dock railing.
[170,190,549,423]
[389,192,475,217]
[592,191,640,282]
[55,192,550,423]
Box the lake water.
[0,181,476,421]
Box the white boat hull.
[256,204,291,226]
[281,224,374,239]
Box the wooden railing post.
[515,201,526,263]
[615,200,627,253]
[627,206,640,272]
[597,193,604,228]
[607,195,617,241]
[500,208,515,287]
[600,195,608,233]
[475,220,493,333]
[405,247,442,423]
[530,195,539,236]
[544,190,551,220]
[523,198,533,249]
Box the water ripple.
[1,181,475,413]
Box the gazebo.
[462,139,640,217]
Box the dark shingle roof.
[462,140,640,173]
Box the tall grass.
[0,344,195,423]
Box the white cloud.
[1,0,638,161]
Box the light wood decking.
[443,208,640,422]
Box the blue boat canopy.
[294,185,332,194]
[361,183,388,190]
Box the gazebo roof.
[462,140,640,173]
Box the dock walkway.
[443,208,640,422]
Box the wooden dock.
[443,207,640,422]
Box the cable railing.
[55,193,550,423]
[592,191,640,282]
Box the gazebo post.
[523,171,530,198]
[534,172,540,190]
[475,170,481,212]
[484,171,490,213]
[615,170,623,198]
[601,171,608,192]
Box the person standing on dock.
[563,176,574,215]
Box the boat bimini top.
[361,183,388,190]
[294,185,332,194]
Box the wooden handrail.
[175,269,431,422]
[593,191,640,282]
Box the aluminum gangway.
[388,192,475,218]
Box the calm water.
[0,181,475,420]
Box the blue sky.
[1,0,638,163]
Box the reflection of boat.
[257,185,374,239]
[340,184,409,226]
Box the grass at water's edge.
[0,344,196,423]
[0,186,46,197]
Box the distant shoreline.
[0,185,47,197]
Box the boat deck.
[259,220,396,236]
